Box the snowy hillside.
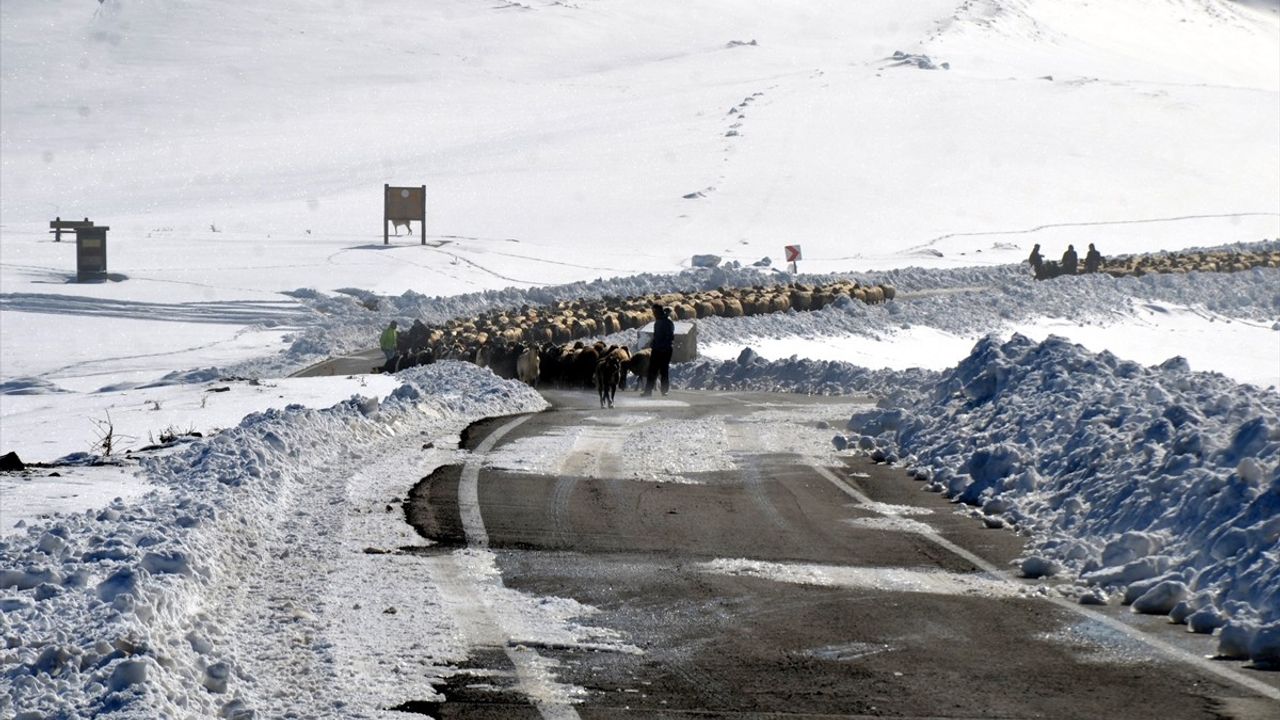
[3,0,1276,283]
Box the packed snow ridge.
[841,333,1280,664]
[0,363,547,719]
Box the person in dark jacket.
[1061,244,1079,275]
[642,304,675,397]
[1028,243,1043,275]
[1084,243,1103,273]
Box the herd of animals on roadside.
[1028,244,1279,280]
[375,279,895,407]
[371,246,1279,406]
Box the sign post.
[76,226,109,282]
[384,184,427,245]
[784,244,802,274]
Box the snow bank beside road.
[672,348,938,400]
[841,334,1280,662]
[0,363,547,719]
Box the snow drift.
[842,334,1280,662]
[0,363,547,719]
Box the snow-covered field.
[2,0,1279,716]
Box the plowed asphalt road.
[399,388,1279,719]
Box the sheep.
[570,344,599,388]
[625,348,651,390]
[516,345,541,387]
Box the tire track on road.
[455,414,584,719]
[808,462,1280,704]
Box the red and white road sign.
[784,245,802,262]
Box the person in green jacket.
[379,321,398,367]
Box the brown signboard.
[384,184,427,244]
[76,226,109,282]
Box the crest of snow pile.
[845,334,1280,662]
[0,376,69,395]
[0,362,546,719]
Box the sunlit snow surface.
[484,400,849,484]
[702,300,1280,388]
[701,558,1023,598]
[1,0,1279,716]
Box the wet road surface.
[403,389,1280,719]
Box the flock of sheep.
[375,246,1276,399]
[1100,248,1280,277]
[379,279,898,401]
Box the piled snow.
[672,350,939,400]
[1,374,403,465]
[840,334,1280,662]
[0,362,549,718]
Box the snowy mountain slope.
[2,0,1275,276]
[934,0,1280,89]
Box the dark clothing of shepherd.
[644,311,676,395]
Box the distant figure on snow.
[1084,243,1103,274]
[1028,244,1044,275]
[1061,244,1079,275]
[379,321,399,367]
[642,304,675,397]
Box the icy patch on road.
[1041,620,1163,666]
[802,641,893,662]
[701,559,1022,598]
[843,516,937,534]
[484,402,853,486]
[484,416,735,483]
[856,501,934,517]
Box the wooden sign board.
[76,226,109,282]
[384,184,427,244]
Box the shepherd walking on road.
[642,304,674,397]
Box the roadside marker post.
[785,244,801,274]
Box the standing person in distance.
[379,321,399,369]
[1027,243,1043,276]
[1061,244,1079,275]
[1027,243,1046,279]
[1084,243,1103,274]
[641,304,675,397]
